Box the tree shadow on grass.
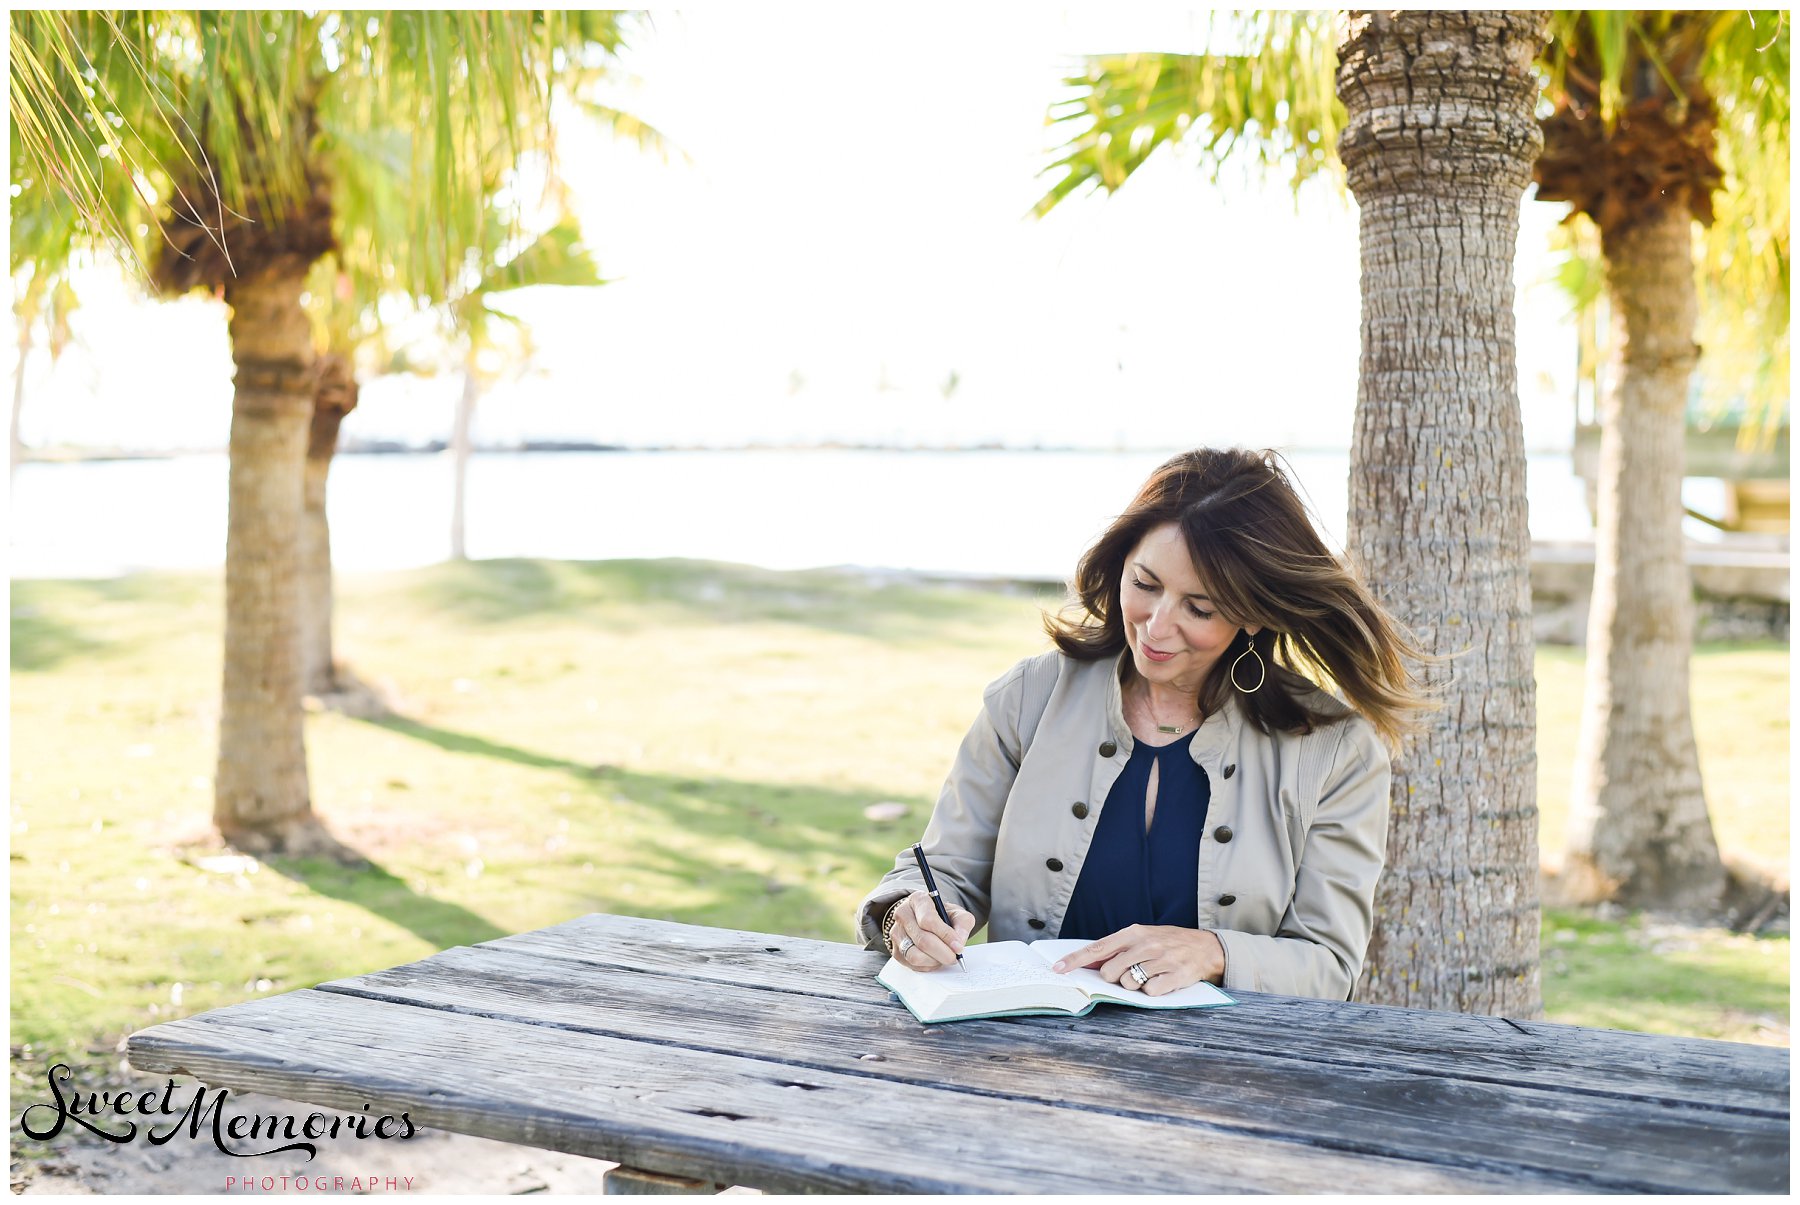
[256,852,512,950]
[595,764,910,862]
[359,711,923,937]
[568,839,857,942]
[10,608,109,672]
[18,573,216,607]
[370,714,593,774]
[12,574,218,672]
[367,712,915,854]
[400,557,1054,648]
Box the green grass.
[1539,909,1788,1045]
[10,559,1789,1102]
[1535,642,1791,886]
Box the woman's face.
[1119,522,1260,693]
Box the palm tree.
[1535,11,1789,913]
[305,131,649,691]
[1036,10,1548,1016]
[296,251,389,704]
[11,10,635,855]
[444,205,608,563]
[1335,9,1548,1016]
[392,74,668,564]
[1038,4,1787,972]
[303,348,360,697]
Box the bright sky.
[13,8,1581,454]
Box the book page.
[1081,974,1233,1009]
[1024,938,1092,967]
[1026,938,1234,1010]
[888,941,1066,997]
[881,941,1086,1021]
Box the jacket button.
[1027,918,1046,930]
[1218,893,1237,906]
[1046,858,1064,872]
[1213,825,1234,843]
[1223,764,1236,779]
[1071,802,1089,819]
[1098,741,1117,758]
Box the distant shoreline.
[17,440,1580,463]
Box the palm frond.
[1694,10,1789,440]
[569,95,684,165]
[11,9,638,305]
[1544,9,1788,441]
[1034,11,1343,217]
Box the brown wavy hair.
[1044,447,1438,751]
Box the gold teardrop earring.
[1229,632,1266,693]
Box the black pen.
[911,842,968,973]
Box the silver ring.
[1128,962,1150,986]
[897,937,915,957]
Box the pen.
[911,842,968,973]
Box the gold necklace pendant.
[1138,682,1189,735]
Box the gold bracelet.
[879,900,904,949]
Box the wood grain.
[123,913,1789,1194]
[127,990,1567,1194]
[486,913,1790,1113]
[317,940,1785,1193]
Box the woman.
[855,448,1434,1002]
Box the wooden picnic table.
[128,912,1789,1194]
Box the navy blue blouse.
[1059,730,1211,941]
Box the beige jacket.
[854,648,1392,1001]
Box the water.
[9,447,1716,581]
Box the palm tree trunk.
[449,355,477,561]
[1336,9,1547,1017]
[1563,208,1727,911]
[300,427,340,697]
[301,352,357,697]
[12,318,31,482]
[214,260,317,850]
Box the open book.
[878,938,1236,1024]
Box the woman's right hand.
[888,890,975,971]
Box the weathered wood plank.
[603,1166,725,1194]
[479,915,890,1005]
[125,990,1567,1194]
[486,914,1789,1114]
[315,942,1788,1194]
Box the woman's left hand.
[1049,925,1225,995]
